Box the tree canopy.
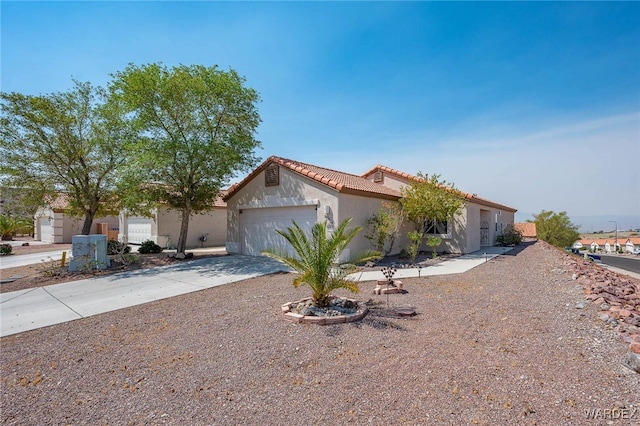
[109,63,262,254]
[0,81,133,234]
[400,173,467,235]
[531,210,580,248]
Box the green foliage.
[107,239,131,255]
[1,81,133,235]
[495,224,523,246]
[400,173,466,254]
[426,235,442,258]
[262,218,381,308]
[0,243,12,255]
[407,230,422,263]
[37,256,63,277]
[138,240,163,254]
[0,214,32,240]
[532,210,580,248]
[110,63,262,254]
[364,202,403,256]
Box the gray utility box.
[68,234,110,272]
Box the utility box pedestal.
[69,235,110,272]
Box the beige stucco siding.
[333,193,391,259]
[225,167,339,254]
[156,207,227,249]
[362,171,408,192]
[35,207,119,244]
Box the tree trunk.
[81,211,95,235]
[176,207,191,254]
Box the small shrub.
[407,231,422,263]
[426,236,442,259]
[0,243,12,255]
[37,256,63,277]
[138,240,163,254]
[496,224,523,246]
[107,239,130,255]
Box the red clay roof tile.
[225,156,517,212]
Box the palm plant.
[262,218,381,308]
[0,214,32,240]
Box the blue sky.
[2,1,639,229]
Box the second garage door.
[127,217,154,244]
[240,206,317,256]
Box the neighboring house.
[514,222,537,241]
[34,193,119,244]
[223,156,517,259]
[574,236,640,253]
[118,192,227,249]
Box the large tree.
[109,63,261,254]
[399,173,466,259]
[531,210,580,248]
[0,81,133,234]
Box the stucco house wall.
[225,166,338,254]
[225,156,517,258]
[156,207,227,248]
[120,206,226,249]
[34,205,119,244]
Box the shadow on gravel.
[102,254,290,282]
[495,240,536,257]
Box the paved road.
[0,250,70,269]
[598,254,640,275]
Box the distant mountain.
[514,213,640,233]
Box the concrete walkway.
[0,247,510,337]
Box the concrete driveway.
[1,247,510,338]
[1,255,289,337]
[0,250,70,269]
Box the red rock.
[630,343,640,354]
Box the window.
[373,171,383,183]
[424,219,449,235]
[265,165,279,186]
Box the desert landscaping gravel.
[1,241,639,425]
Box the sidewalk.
[1,247,510,338]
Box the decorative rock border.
[561,245,640,373]
[281,297,368,325]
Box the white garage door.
[39,217,54,243]
[127,217,153,244]
[241,206,317,256]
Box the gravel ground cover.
[1,241,639,425]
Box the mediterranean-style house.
[35,192,228,249]
[118,193,227,249]
[514,222,537,241]
[573,236,640,254]
[223,156,517,260]
[34,193,119,244]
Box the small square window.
[373,171,383,182]
[265,165,279,186]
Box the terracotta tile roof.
[361,164,424,182]
[514,222,537,238]
[225,156,518,213]
[577,237,640,246]
[44,193,70,211]
[363,165,517,213]
[225,156,401,201]
[45,190,227,211]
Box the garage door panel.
[241,207,316,256]
[39,218,54,243]
[127,217,153,244]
